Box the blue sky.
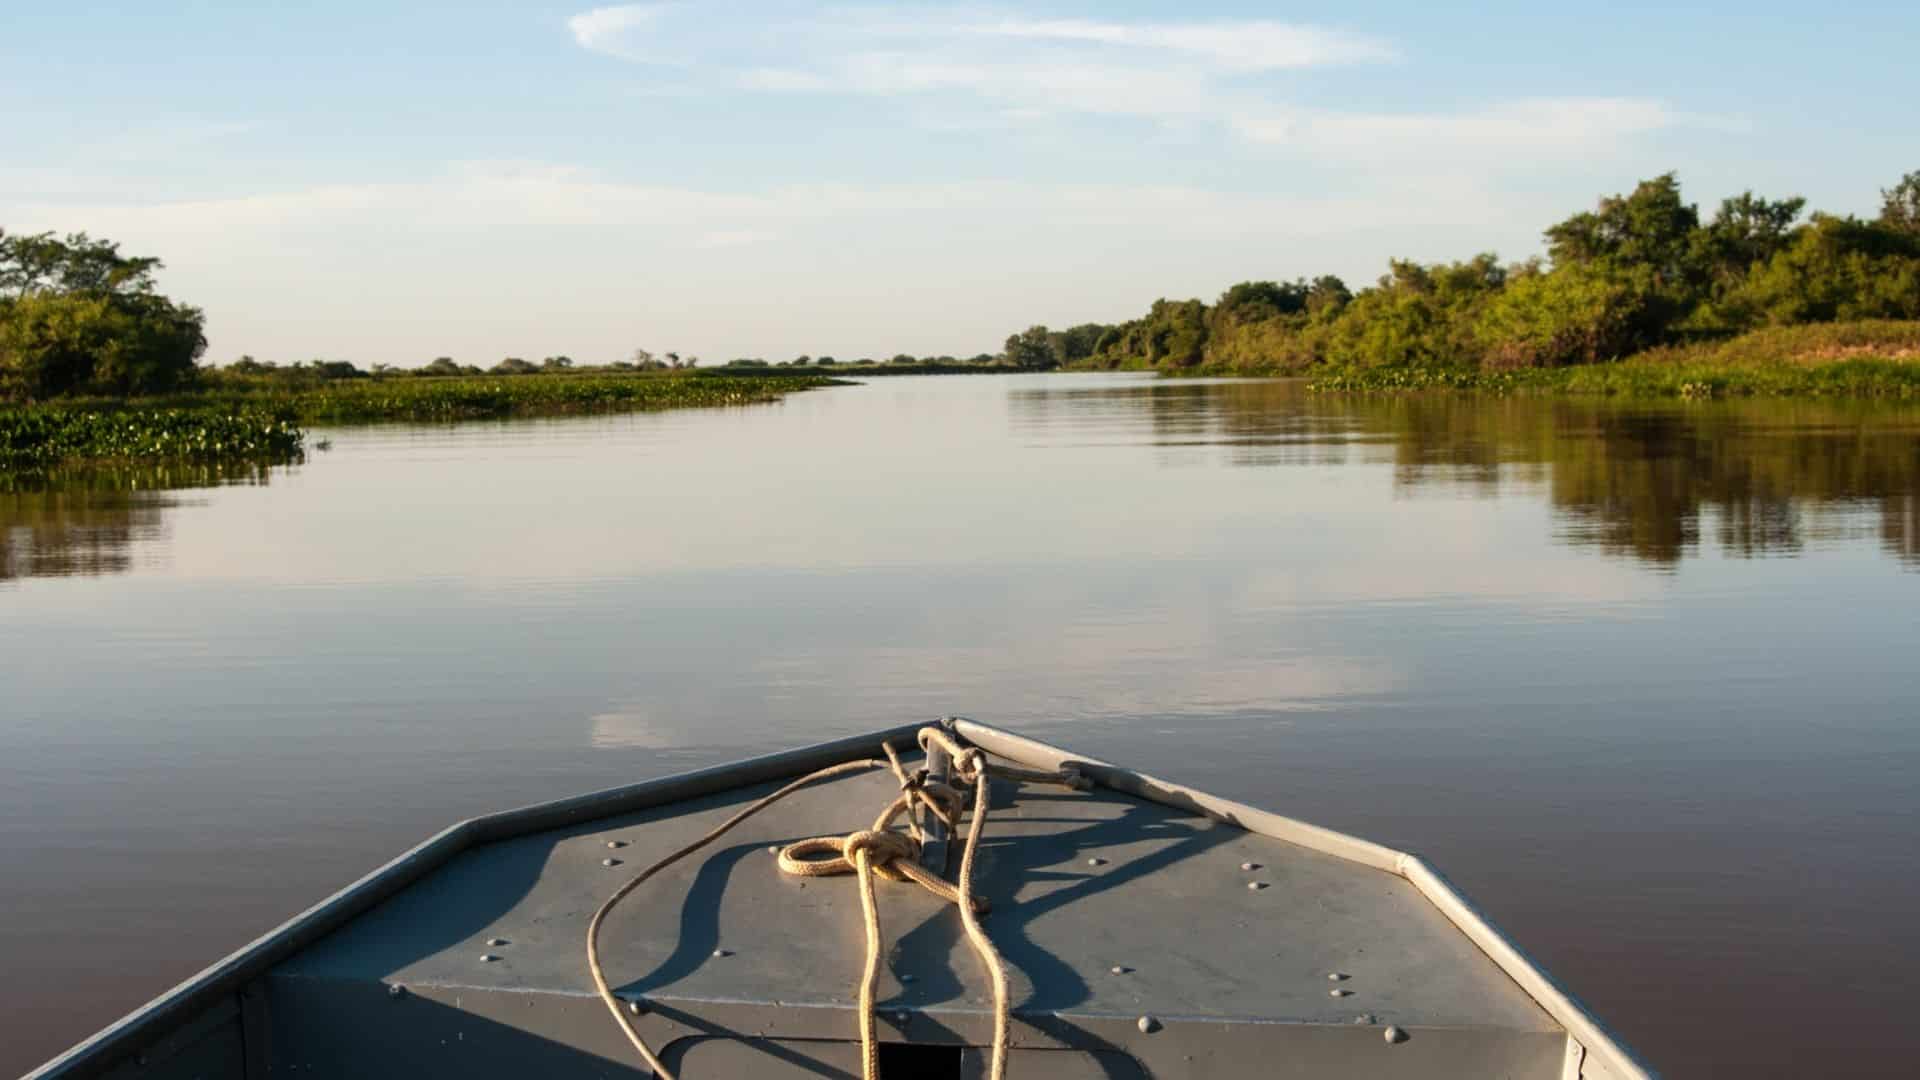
[4,1,1915,365]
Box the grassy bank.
[0,371,838,466]
[1306,321,1920,399]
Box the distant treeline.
[1002,170,1920,375]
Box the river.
[4,373,1917,1076]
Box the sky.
[3,1,1916,366]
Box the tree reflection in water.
[1010,379,1920,570]
[1,460,284,582]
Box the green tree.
[1698,192,1806,282]
[1477,261,1653,367]
[0,291,206,399]
[1726,214,1920,324]
[1546,173,1701,283]
[0,230,206,400]
[1880,170,1920,236]
[1004,325,1057,369]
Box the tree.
[421,357,462,376]
[0,291,206,399]
[1698,191,1806,283]
[1881,170,1920,236]
[542,355,573,371]
[491,357,536,374]
[1477,261,1653,367]
[0,231,205,400]
[1546,173,1701,284]
[1004,325,1056,369]
[793,354,813,366]
[1306,275,1352,318]
[0,230,163,300]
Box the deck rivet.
[627,998,648,1016]
[479,954,500,963]
[1137,1015,1161,1034]
[486,937,509,947]
[769,845,782,854]
[606,840,628,849]
[1240,862,1261,871]
[1353,1013,1376,1025]
[602,858,622,867]
[898,973,917,983]
[1247,881,1269,891]
[713,948,733,958]
[897,1010,911,1025]
[1110,965,1131,975]
[1087,857,1108,866]
[135,1055,148,1068]
[1330,988,1354,997]
[388,983,407,999]
[1328,972,1349,981]
[1384,1026,1409,1045]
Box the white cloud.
[7,161,1513,238]
[568,4,675,61]
[738,67,832,92]
[557,5,1687,165]
[566,5,1396,122]
[965,17,1398,71]
[1233,98,1680,160]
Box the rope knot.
[842,829,917,865]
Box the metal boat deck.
[29,719,1649,1079]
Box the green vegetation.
[1006,170,1920,395]
[0,371,838,467]
[0,405,301,467]
[1,230,206,399]
[1309,320,1920,398]
[278,371,836,423]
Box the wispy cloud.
[559,4,1689,160]
[568,3,675,62]
[8,160,1513,238]
[1232,98,1680,160]
[963,17,1398,71]
[569,4,1397,122]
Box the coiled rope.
[586,726,1089,1080]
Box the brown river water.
[3,374,1918,1076]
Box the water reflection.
[1,461,286,582]
[1011,380,1920,569]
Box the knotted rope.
[586,726,1088,1080]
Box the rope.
[586,758,884,1080]
[587,727,1090,1080]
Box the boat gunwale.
[26,717,1654,1080]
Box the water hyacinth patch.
[0,372,840,466]
[0,406,304,467]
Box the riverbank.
[0,371,839,467]
[1303,321,1920,398]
